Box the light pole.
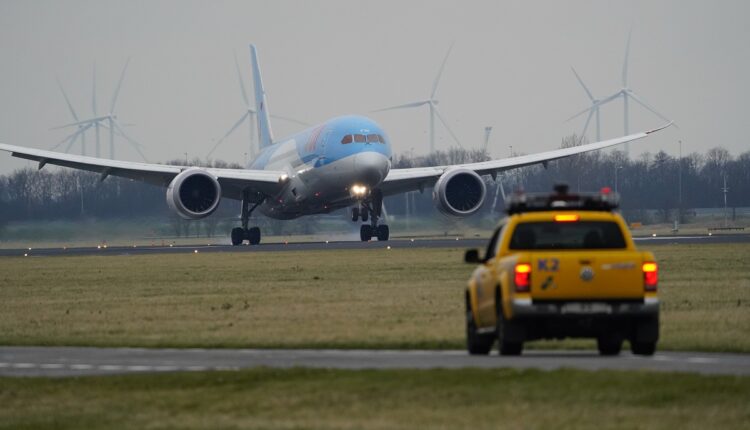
[614,165,623,194]
[678,140,682,206]
[184,152,188,166]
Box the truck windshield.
[509,221,627,250]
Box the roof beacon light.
[554,214,580,222]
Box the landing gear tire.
[361,208,369,222]
[247,227,261,245]
[376,224,389,241]
[360,225,373,242]
[597,334,623,356]
[231,227,245,246]
[351,207,359,222]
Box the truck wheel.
[466,309,494,355]
[631,341,657,356]
[597,334,623,356]
[496,303,522,356]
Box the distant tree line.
[0,138,748,231]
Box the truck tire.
[496,298,523,356]
[631,341,657,356]
[597,334,623,356]
[466,307,494,355]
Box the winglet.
[645,121,674,135]
[249,44,275,149]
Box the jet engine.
[432,168,487,217]
[166,168,222,219]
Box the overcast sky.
[0,0,748,173]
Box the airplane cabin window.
[341,135,353,144]
[353,134,366,143]
[367,134,379,143]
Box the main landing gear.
[353,189,389,242]
[231,192,263,246]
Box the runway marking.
[652,355,674,361]
[686,357,718,364]
[70,364,94,370]
[126,365,153,372]
[40,363,64,369]
[12,363,36,368]
[98,365,124,371]
[186,366,208,371]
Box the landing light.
[351,184,368,196]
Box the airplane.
[0,45,672,245]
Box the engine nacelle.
[166,168,221,219]
[432,168,487,217]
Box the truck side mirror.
[464,249,482,264]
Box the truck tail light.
[642,262,658,291]
[515,263,531,292]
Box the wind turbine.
[371,44,462,153]
[52,59,148,161]
[206,52,309,161]
[567,31,673,153]
[566,67,602,144]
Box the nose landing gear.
[353,189,389,242]
[231,192,263,246]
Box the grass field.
[0,243,748,352]
[1,368,749,429]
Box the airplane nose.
[354,151,390,187]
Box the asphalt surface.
[1,233,748,258]
[1,346,749,377]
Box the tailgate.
[529,251,643,300]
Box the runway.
[1,346,749,377]
[1,233,748,258]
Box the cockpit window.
[342,133,386,144]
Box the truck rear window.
[509,221,626,250]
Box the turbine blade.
[578,109,594,145]
[269,114,309,127]
[206,112,251,158]
[627,90,675,125]
[622,29,632,87]
[433,108,463,149]
[56,77,80,121]
[571,67,595,101]
[50,115,110,130]
[51,125,89,151]
[565,106,593,122]
[431,42,454,99]
[110,57,131,113]
[113,119,148,161]
[234,51,250,107]
[566,91,622,122]
[62,123,93,153]
[371,100,429,113]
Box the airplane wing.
[0,143,285,200]
[380,122,672,196]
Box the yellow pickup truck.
[464,185,659,356]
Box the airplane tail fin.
[249,44,274,149]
